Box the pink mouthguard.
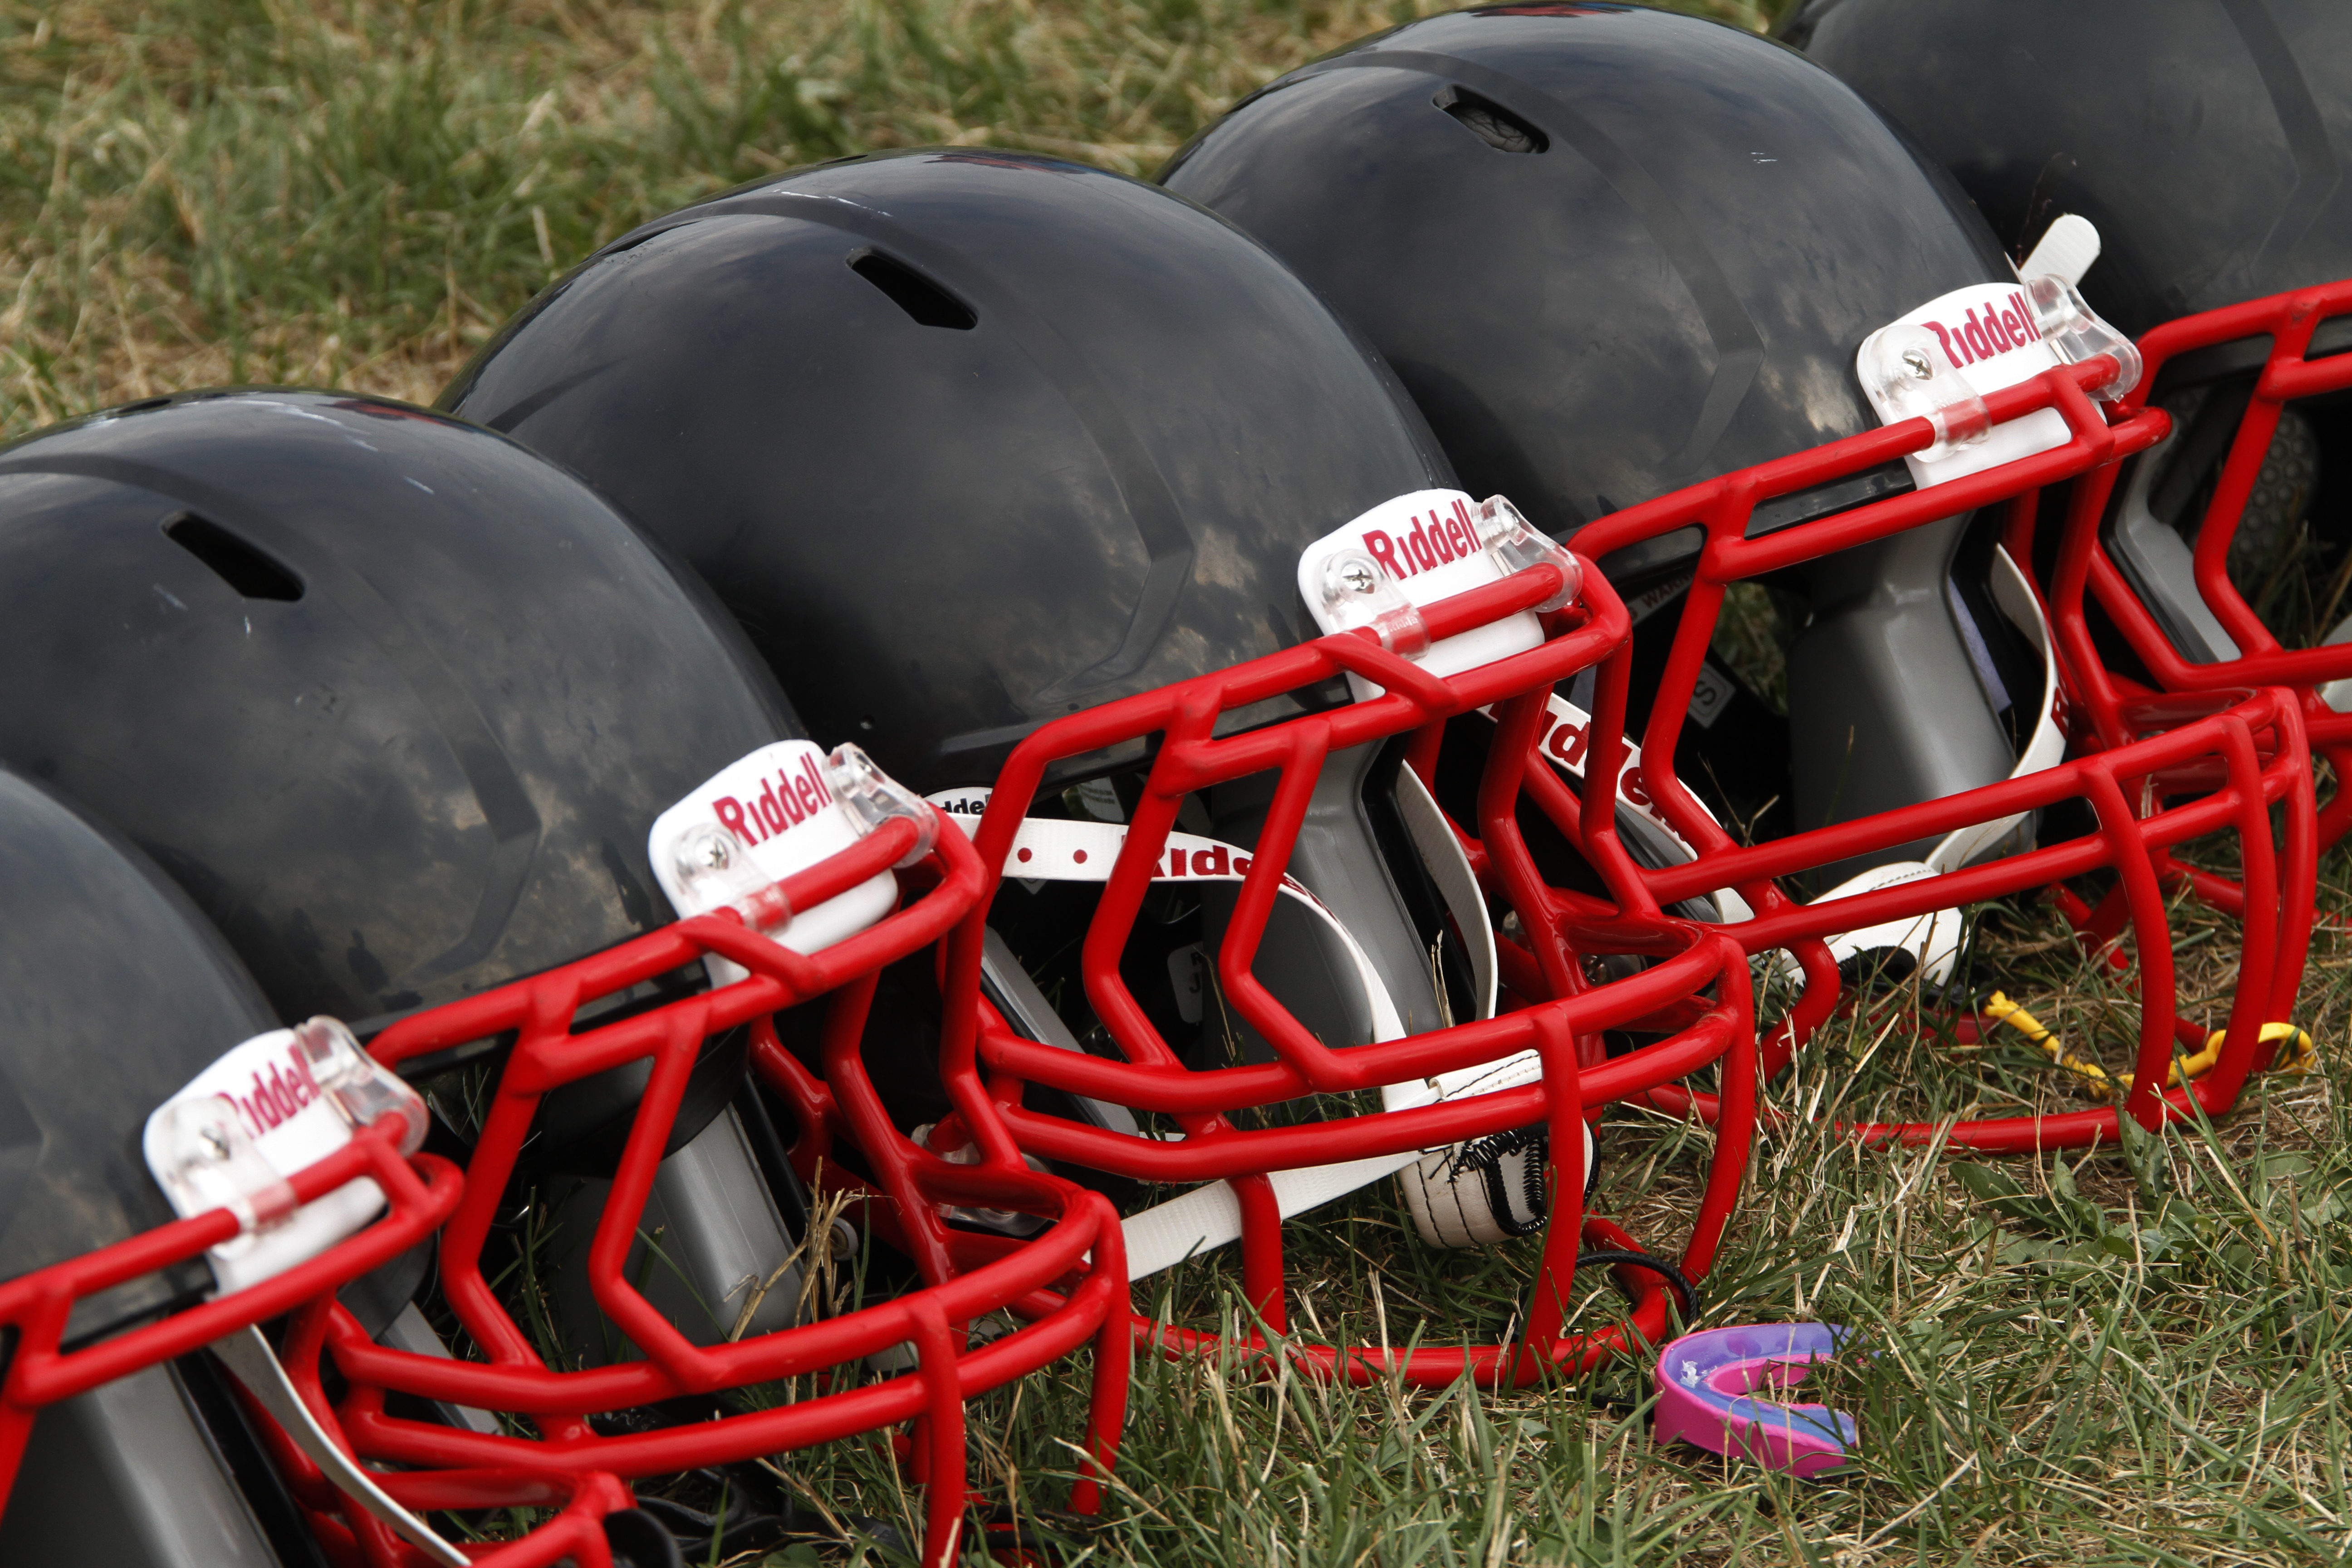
[1653,1322,1856,1477]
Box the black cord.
[1573,1247,1700,1321]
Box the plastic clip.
[2024,274,2142,402]
[151,1096,299,1237]
[1859,323,1992,458]
[825,742,939,868]
[669,822,794,931]
[293,1017,429,1155]
[1315,547,1431,655]
[1473,494,1583,611]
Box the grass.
[0,0,1774,434]
[12,1,2352,1564]
[446,854,2352,1568]
[967,880,2352,1568]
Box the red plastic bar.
[2044,276,2352,851]
[1534,354,2313,1149]
[265,812,1128,1568]
[935,557,1757,1387]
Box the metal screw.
[680,828,732,877]
[1338,558,1378,595]
[201,1125,231,1160]
[1901,348,1935,381]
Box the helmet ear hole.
[848,249,977,331]
[1432,85,1547,155]
[162,513,303,602]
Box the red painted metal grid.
[1558,354,2315,1150]
[941,559,1761,1387]
[250,814,1127,1568]
[2051,278,2352,850]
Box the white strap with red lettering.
[938,801,1407,1044]
[1513,695,1759,924]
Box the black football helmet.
[1158,4,2313,1148]
[0,392,818,1534]
[1161,3,2039,859]
[1795,0,2352,849]
[0,388,1137,1562]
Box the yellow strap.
[2172,1021,2317,1087]
[1981,992,2314,1093]
[1982,991,2115,1101]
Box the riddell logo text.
[1531,704,1704,858]
[713,753,837,847]
[233,1047,324,1141]
[1533,704,1657,811]
[1362,498,1483,583]
[1922,290,2043,371]
[1146,838,1318,901]
[1153,842,1254,878]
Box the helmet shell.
[1793,0,2352,340]
[441,151,1453,794]
[1161,4,2012,536]
[0,392,794,1026]
[0,772,294,1568]
[1162,5,2047,868]
[0,767,275,1314]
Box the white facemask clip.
[1472,495,1583,610]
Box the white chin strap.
[1530,545,2062,985]
[931,783,1558,1276]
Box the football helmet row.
[0,4,2340,1563]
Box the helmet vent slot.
[163,514,304,602]
[1434,87,1547,155]
[849,249,977,330]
